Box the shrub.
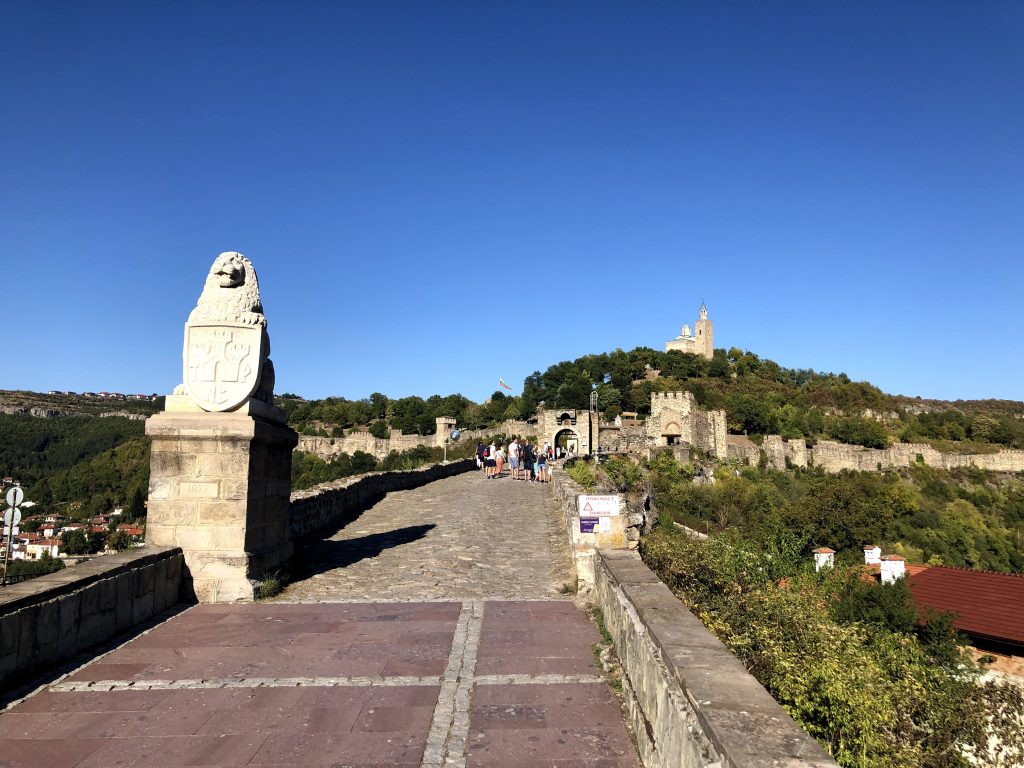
[640,528,1024,767]
[566,460,597,490]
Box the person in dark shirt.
[521,443,534,481]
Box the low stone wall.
[0,546,184,692]
[288,459,476,540]
[549,466,637,593]
[594,550,837,768]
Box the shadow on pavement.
[290,524,437,580]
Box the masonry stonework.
[145,252,298,603]
[647,391,727,458]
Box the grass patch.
[559,581,578,595]
[255,571,285,600]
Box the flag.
[498,378,513,391]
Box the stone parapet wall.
[595,550,837,768]
[0,546,184,693]
[549,467,636,593]
[289,459,476,540]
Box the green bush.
[566,460,597,490]
[640,528,1024,767]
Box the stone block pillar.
[145,409,297,602]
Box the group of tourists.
[475,438,553,482]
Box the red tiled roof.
[908,566,1024,647]
[813,547,835,554]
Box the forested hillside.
[3,344,1021,519]
[516,347,1024,450]
[604,453,1024,573]
[0,412,150,519]
[279,347,1024,453]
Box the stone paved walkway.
[0,469,639,767]
[281,471,575,601]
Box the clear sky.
[2,1,1022,403]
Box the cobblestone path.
[279,471,575,602]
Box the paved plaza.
[0,471,639,767]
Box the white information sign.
[599,516,612,533]
[6,487,24,508]
[577,494,621,517]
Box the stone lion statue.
[175,251,276,405]
[188,251,266,326]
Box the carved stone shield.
[184,323,266,412]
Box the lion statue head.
[187,251,266,326]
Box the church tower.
[694,303,713,360]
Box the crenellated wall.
[648,392,727,458]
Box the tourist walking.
[509,438,520,480]
[536,449,547,483]
[494,445,506,478]
[476,441,486,471]
[521,442,534,481]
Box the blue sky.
[2,2,1022,402]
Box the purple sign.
[580,517,599,533]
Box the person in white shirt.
[508,439,520,479]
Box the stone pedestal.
[145,410,297,603]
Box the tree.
[126,484,146,517]
[368,421,389,439]
[596,385,622,412]
[708,351,731,379]
[350,451,378,474]
[107,530,132,551]
[60,529,89,555]
[555,372,592,409]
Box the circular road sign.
[5,487,24,508]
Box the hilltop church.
[665,303,713,359]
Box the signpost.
[2,486,26,586]
[577,494,620,537]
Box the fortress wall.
[597,424,647,453]
[0,546,184,694]
[807,440,1024,474]
[595,550,837,768]
[297,419,537,461]
[288,459,476,541]
[726,435,760,465]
